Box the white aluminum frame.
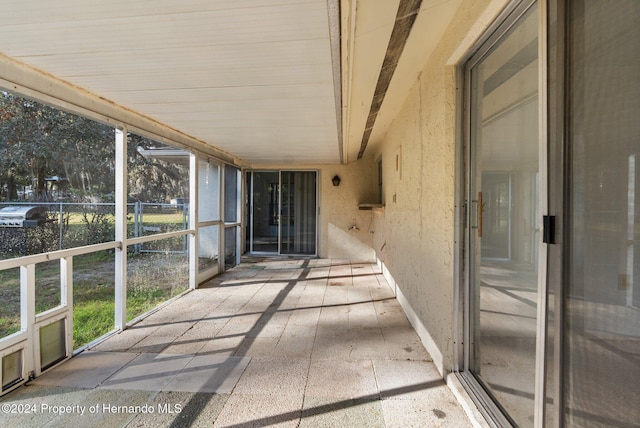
[222,165,242,270]
[246,169,319,257]
[0,241,120,395]
[0,121,225,398]
[456,1,550,426]
[115,128,128,330]
[247,170,281,255]
[0,51,240,395]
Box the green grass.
[74,298,115,346]
[64,211,185,226]
[126,253,189,321]
[0,251,189,348]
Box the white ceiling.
[341,0,463,163]
[0,0,464,167]
[0,0,341,165]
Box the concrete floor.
[0,258,472,427]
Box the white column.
[114,127,128,330]
[21,264,35,378]
[60,256,74,357]
[220,165,226,271]
[189,154,198,289]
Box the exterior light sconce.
[332,175,341,186]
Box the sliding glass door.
[461,1,640,426]
[563,1,640,426]
[247,170,317,255]
[465,2,541,426]
[280,171,317,255]
[247,171,280,253]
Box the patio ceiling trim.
[0,53,245,167]
[327,0,344,164]
[357,0,423,159]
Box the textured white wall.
[320,157,378,261]
[251,160,378,261]
[369,0,510,375]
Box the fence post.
[183,203,188,253]
[134,202,139,254]
[59,202,63,250]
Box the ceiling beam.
[357,0,422,159]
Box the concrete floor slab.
[287,306,322,327]
[274,334,315,358]
[0,259,473,427]
[233,357,309,396]
[128,391,229,427]
[306,359,378,399]
[198,335,244,357]
[311,335,353,360]
[380,394,472,427]
[31,351,138,389]
[234,337,280,357]
[160,339,208,355]
[347,333,391,360]
[162,355,250,393]
[245,321,287,339]
[373,359,443,400]
[300,396,386,428]
[212,393,302,428]
[382,327,432,361]
[99,352,192,391]
[91,327,153,352]
[128,335,175,353]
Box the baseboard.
[376,258,444,376]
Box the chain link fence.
[0,201,189,259]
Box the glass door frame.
[548,1,640,426]
[192,156,223,285]
[247,170,280,254]
[455,0,551,426]
[223,164,242,271]
[279,170,319,256]
[246,169,319,256]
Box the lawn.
[0,251,189,348]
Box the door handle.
[471,192,483,238]
[478,192,483,238]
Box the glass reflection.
[198,160,219,223]
[566,1,640,426]
[225,226,237,270]
[198,225,219,272]
[469,3,539,426]
[249,171,279,253]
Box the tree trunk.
[7,173,18,200]
[36,163,48,201]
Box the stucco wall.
[319,157,378,261]
[369,0,510,375]
[249,159,378,261]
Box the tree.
[0,91,115,201]
[127,134,189,203]
[1,91,188,204]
